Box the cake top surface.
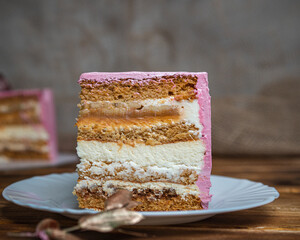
[79,71,207,83]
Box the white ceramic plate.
[2,173,279,225]
[0,153,78,170]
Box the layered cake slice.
[0,89,57,162]
[74,72,211,211]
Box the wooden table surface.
[0,157,299,240]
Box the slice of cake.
[74,72,212,211]
[0,89,57,162]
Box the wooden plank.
[0,157,299,239]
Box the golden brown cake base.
[75,190,203,211]
[79,75,198,101]
[0,150,49,160]
[0,95,38,104]
[0,111,40,125]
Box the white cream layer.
[0,156,8,163]
[78,158,199,183]
[80,98,202,131]
[77,140,205,169]
[0,125,49,141]
[0,142,49,153]
[75,179,200,198]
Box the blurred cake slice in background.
[74,72,212,211]
[0,89,57,163]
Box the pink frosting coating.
[0,89,57,162]
[195,73,212,209]
[39,89,58,162]
[78,71,212,208]
[79,71,208,83]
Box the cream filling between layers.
[0,100,40,114]
[78,158,200,183]
[77,140,205,169]
[75,179,200,199]
[0,156,8,163]
[0,125,49,141]
[0,142,49,153]
[79,98,202,131]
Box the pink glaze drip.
[78,71,212,208]
[0,89,57,162]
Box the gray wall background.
[0,0,299,153]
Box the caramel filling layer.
[77,115,181,128]
[79,101,180,119]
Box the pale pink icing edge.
[0,89,58,162]
[39,89,58,162]
[78,71,208,82]
[195,73,212,209]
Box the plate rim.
[2,172,279,217]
